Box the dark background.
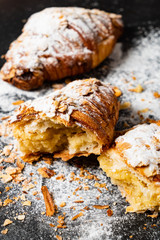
[0,0,160,65]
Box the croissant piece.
[10,78,119,161]
[98,122,160,212]
[0,7,123,90]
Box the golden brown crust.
[10,78,119,160]
[0,8,123,90]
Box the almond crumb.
[56,235,62,240]
[129,84,144,93]
[120,102,131,110]
[93,205,109,209]
[153,91,160,98]
[107,209,113,216]
[12,100,24,105]
[3,198,13,206]
[41,186,56,216]
[3,219,13,226]
[22,200,31,206]
[37,167,56,178]
[113,86,122,97]
[1,228,8,235]
[3,145,12,156]
[17,215,25,221]
[60,202,66,207]
[72,212,84,221]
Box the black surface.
[0,1,160,240]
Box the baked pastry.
[98,122,160,212]
[10,78,119,161]
[0,7,123,90]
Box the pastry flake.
[10,78,119,161]
[98,122,160,212]
[0,7,123,90]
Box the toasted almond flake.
[41,186,56,216]
[1,116,10,120]
[107,209,113,216]
[32,191,38,196]
[1,228,8,235]
[37,167,56,178]
[16,159,24,171]
[22,183,35,191]
[74,200,84,203]
[4,152,16,163]
[5,167,19,175]
[132,75,136,80]
[49,223,55,227]
[22,200,31,206]
[113,86,122,97]
[147,212,158,218]
[56,235,62,240]
[17,215,25,221]
[129,84,144,93]
[3,199,13,206]
[72,212,84,221]
[84,206,90,210]
[52,83,64,90]
[120,102,131,110]
[3,219,13,226]
[41,211,45,215]
[56,174,65,181]
[60,202,66,207]
[3,145,12,156]
[12,100,24,105]
[5,186,11,192]
[93,205,109,209]
[153,91,160,98]
[0,174,12,183]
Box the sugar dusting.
[0,27,160,239]
[116,123,160,174]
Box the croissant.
[98,122,160,212]
[0,7,123,90]
[10,78,119,162]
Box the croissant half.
[10,78,119,162]
[98,122,160,212]
[0,7,123,90]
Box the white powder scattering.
[0,26,160,239]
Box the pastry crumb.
[129,84,144,93]
[72,212,84,221]
[107,209,113,216]
[120,102,131,110]
[60,202,66,207]
[1,228,8,235]
[3,219,13,226]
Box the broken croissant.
[98,122,160,212]
[0,7,123,90]
[10,78,119,162]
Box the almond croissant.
[10,78,119,162]
[0,7,123,90]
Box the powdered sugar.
[116,123,160,174]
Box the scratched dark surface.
[0,1,160,240]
